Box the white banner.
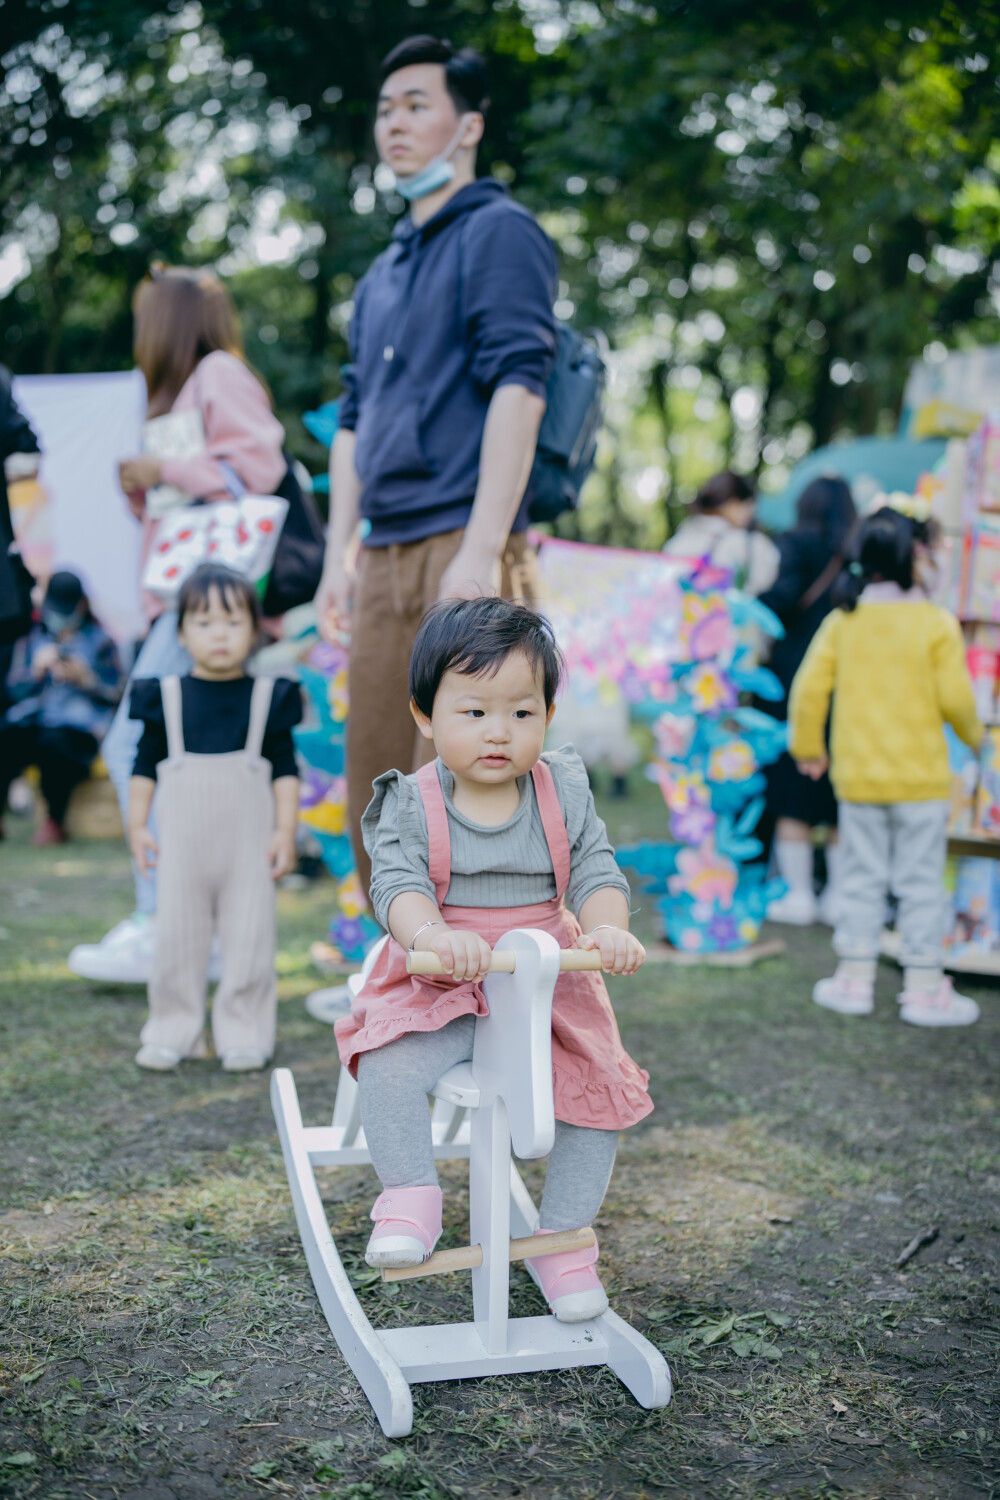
[12,370,147,645]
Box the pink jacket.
[139,350,286,620]
[159,349,286,500]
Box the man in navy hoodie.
[316,35,557,891]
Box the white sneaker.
[68,915,223,984]
[304,984,351,1024]
[813,971,874,1016]
[816,885,840,927]
[135,1043,181,1071]
[220,1050,270,1072]
[766,889,818,926]
[69,914,156,983]
[898,977,980,1028]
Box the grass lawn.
[1,790,998,1500]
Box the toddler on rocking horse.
[336,597,651,1322]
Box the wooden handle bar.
[381,1226,595,1283]
[406,949,603,976]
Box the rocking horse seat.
[430,1062,480,1109]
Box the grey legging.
[356,1015,618,1231]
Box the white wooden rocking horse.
[270,926,672,1438]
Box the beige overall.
[142,674,278,1061]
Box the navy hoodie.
[339,179,557,547]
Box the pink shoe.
[364,1185,442,1269]
[812,969,874,1016]
[898,976,979,1028]
[527,1230,609,1323]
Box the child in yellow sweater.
[789,503,982,1027]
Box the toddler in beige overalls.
[140,673,278,1066]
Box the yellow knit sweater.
[788,598,982,804]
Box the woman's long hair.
[795,475,856,556]
[133,264,247,416]
[834,505,933,612]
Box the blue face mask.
[42,602,85,638]
[392,117,470,203]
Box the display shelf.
[646,937,786,968]
[947,833,1000,859]
[880,925,1000,977]
[943,951,1000,977]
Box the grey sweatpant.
[834,799,949,968]
[357,1016,619,1232]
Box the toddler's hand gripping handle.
[406,949,604,975]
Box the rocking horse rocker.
[271,927,672,1438]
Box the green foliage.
[3,2,1000,534]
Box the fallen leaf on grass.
[701,1314,736,1345]
[731,1334,783,1360]
[831,1398,849,1415]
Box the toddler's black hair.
[409,597,563,716]
[176,564,262,630]
[833,505,936,612]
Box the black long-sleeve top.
[129,675,302,780]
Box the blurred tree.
[3,0,1000,538]
[524,0,1000,531]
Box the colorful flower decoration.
[292,628,382,966]
[537,540,787,953]
[685,661,738,714]
[669,843,739,908]
[654,713,696,761]
[707,738,756,784]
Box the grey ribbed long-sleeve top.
[363,746,631,931]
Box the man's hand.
[796,754,829,781]
[51,655,93,689]
[420,924,493,984]
[32,643,58,679]
[268,828,298,881]
[119,456,162,494]
[315,563,354,644]
[437,542,501,603]
[129,825,158,877]
[575,926,646,975]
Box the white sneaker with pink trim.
[898,977,979,1028]
[812,969,874,1016]
[527,1230,609,1323]
[364,1186,443,1269]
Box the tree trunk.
[649,360,684,541]
[810,337,838,449]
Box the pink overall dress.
[335,759,652,1132]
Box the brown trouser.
[347,528,538,897]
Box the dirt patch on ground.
[0,1203,96,1253]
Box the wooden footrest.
[381,1226,595,1283]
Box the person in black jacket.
[0,365,41,711]
[757,476,856,926]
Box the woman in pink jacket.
[68,265,288,984]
